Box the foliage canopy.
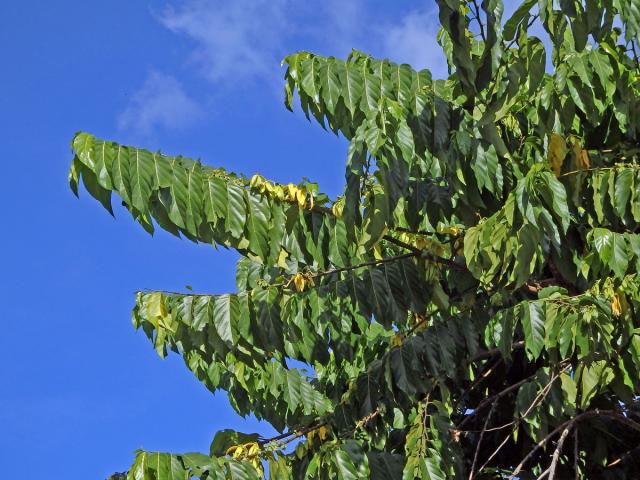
[71,0,640,478]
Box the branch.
[259,421,327,447]
[574,429,579,480]
[471,0,486,41]
[383,234,468,271]
[312,251,419,279]
[546,426,572,480]
[483,365,568,433]
[469,403,496,480]
[466,341,525,364]
[607,443,640,468]
[509,409,640,479]
[457,372,534,430]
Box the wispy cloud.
[118,2,450,136]
[158,0,289,85]
[381,8,448,78]
[117,71,203,137]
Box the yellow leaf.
[246,442,260,456]
[571,142,590,170]
[548,133,568,177]
[287,183,297,201]
[331,198,344,218]
[274,185,286,201]
[263,182,275,194]
[250,174,265,189]
[296,187,307,208]
[437,224,461,236]
[318,425,331,441]
[612,293,626,316]
[579,149,590,169]
[415,237,427,250]
[277,249,289,269]
[232,445,244,459]
[293,273,306,292]
[390,333,404,348]
[146,292,167,323]
[306,430,316,447]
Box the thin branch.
[607,443,640,468]
[469,403,496,480]
[509,409,640,479]
[483,365,568,433]
[471,0,486,41]
[466,341,525,364]
[313,251,419,279]
[505,15,538,51]
[573,428,579,480]
[457,372,534,430]
[467,365,569,475]
[476,431,511,474]
[458,357,503,409]
[383,234,468,271]
[547,426,572,480]
[260,420,327,447]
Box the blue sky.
[0,1,516,477]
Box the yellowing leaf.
[250,174,265,189]
[436,225,461,236]
[331,197,344,217]
[548,133,568,177]
[579,148,590,169]
[246,442,260,456]
[274,185,286,200]
[296,187,307,208]
[571,141,590,170]
[277,249,289,269]
[318,425,331,441]
[146,292,167,324]
[390,333,404,348]
[287,183,297,201]
[611,293,626,316]
[293,273,306,292]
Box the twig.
[471,0,486,41]
[476,431,511,474]
[607,443,640,468]
[260,421,327,447]
[383,234,467,271]
[458,373,534,429]
[466,341,525,364]
[469,403,496,480]
[509,409,640,479]
[546,426,572,480]
[484,365,568,433]
[573,428,579,479]
[458,357,503,409]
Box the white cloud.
[382,9,448,78]
[117,71,203,137]
[117,2,450,135]
[158,0,289,84]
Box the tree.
[70,0,640,478]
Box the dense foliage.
[71,0,640,478]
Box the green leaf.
[521,302,545,360]
[503,0,537,41]
[333,450,359,480]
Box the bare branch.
[469,403,496,479]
